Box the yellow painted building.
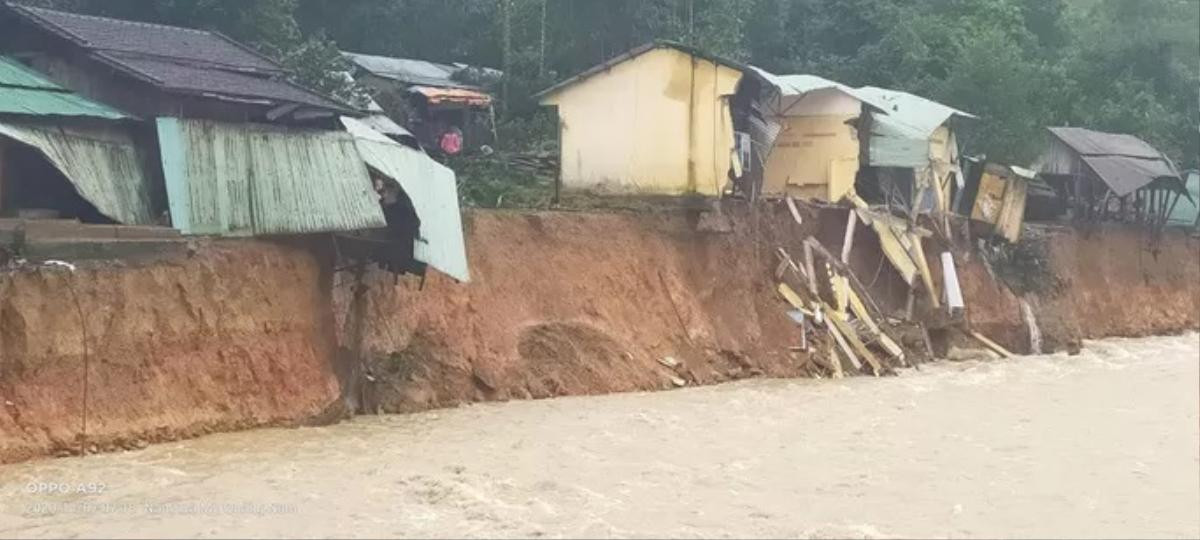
[749,70,885,202]
[537,42,744,197]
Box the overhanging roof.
[857,86,976,137]
[6,3,355,116]
[1047,126,1183,197]
[749,67,889,113]
[0,56,129,119]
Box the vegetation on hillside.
[27,0,1199,171]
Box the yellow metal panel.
[544,47,740,197]
[762,114,860,200]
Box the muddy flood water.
[1,334,1197,539]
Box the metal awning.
[0,121,154,224]
[341,117,470,282]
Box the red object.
[440,128,463,155]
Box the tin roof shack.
[344,51,497,155]
[856,87,975,217]
[0,3,354,125]
[750,69,886,202]
[1037,127,1189,230]
[537,41,750,198]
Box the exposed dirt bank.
[0,242,342,464]
[334,206,819,413]
[1,208,1196,463]
[958,224,1200,354]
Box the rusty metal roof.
[0,56,129,118]
[410,85,492,107]
[157,117,386,236]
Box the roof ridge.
[14,3,214,37]
[100,48,282,75]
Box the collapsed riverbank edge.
[1,204,1197,463]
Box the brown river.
[1,334,1197,539]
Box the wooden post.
[802,241,818,295]
[841,209,857,264]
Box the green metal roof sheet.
[0,56,129,119]
[0,121,155,224]
[341,116,470,282]
[858,86,975,137]
[157,117,386,236]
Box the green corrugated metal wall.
[157,117,386,236]
[0,121,154,224]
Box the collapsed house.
[344,51,497,155]
[747,69,888,202]
[0,4,469,281]
[855,86,975,216]
[537,41,751,197]
[1037,126,1189,230]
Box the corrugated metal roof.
[0,56,129,119]
[8,4,353,115]
[341,117,469,282]
[157,117,386,236]
[345,51,481,89]
[857,86,975,137]
[0,121,154,223]
[0,55,61,89]
[1046,127,1163,159]
[1045,127,1183,197]
[749,67,889,113]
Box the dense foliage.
[28,0,1200,168]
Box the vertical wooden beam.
[840,209,857,264]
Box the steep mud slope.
[0,242,341,464]
[958,225,1200,354]
[334,207,820,413]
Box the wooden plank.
[824,303,881,376]
[802,241,818,295]
[907,232,940,308]
[785,195,804,226]
[777,283,813,314]
[804,237,886,322]
[970,330,1015,359]
[847,287,905,362]
[823,312,861,372]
